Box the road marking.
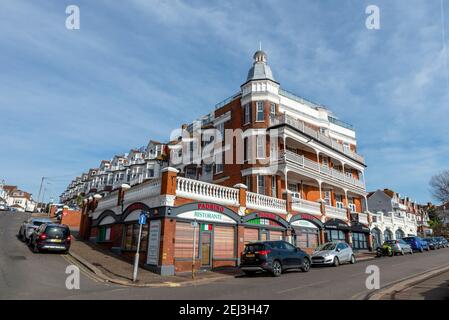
[276,279,331,294]
[62,255,102,284]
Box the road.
[1,212,448,300]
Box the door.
[336,243,348,262]
[201,232,212,267]
[283,241,302,267]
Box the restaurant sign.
[177,210,236,224]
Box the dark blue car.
[402,236,429,252]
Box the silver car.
[18,217,53,243]
[386,239,413,255]
[311,242,356,267]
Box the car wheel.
[243,271,256,276]
[350,255,356,264]
[271,260,282,277]
[419,248,424,253]
[301,258,311,272]
[409,249,413,254]
[333,257,340,267]
[32,243,39,253]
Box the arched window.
[384,229,393,241]
[395,229,405,240]
[372,228,382,248]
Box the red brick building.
[77,50,371,275]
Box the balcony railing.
[271,114,365,163]
[282,150,365,189]
[325,205,348,220]
[176,177,239,206]
[246,192,286,214]
[358,212,369,224]
[124,179,161,204]
[291,198,321,216]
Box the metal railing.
[271,114,365,163]
[282,150,365,189]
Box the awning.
[351,222,370,233]
[324,218,350,231]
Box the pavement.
[2,211,449,300]
[68,235,240,287]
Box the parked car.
[422,237,439,250]
[402,236,429,252]
[385,239,413,255]
[434,236,448,248]
[18,217,53,243]
[29,223,71,253]
[240,240,311,277]
[437,237,448,248]
[0,204,8,211]
[311,242,356,267]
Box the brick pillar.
[367,233,373,252]
[284,191,292,214]
[160,167,179,196]
[319,229,326,244]
[159,217,176,276]
[234,183,247,216]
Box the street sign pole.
[192,220,198,280]
[133,211,147,282]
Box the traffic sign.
[139,211,147,225]
[191,221,198,228]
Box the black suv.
[240,240,311,277]
[29,223,71,253]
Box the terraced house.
[64,50,372,275]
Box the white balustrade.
[124,179,161,204]
[176,177,239,206]
[282,150,365,190]
[325,205,348,220]
[291,198,321,216]
[96,194,119,212]
[358,212,369,224]
[274,114,365,163]
[246,192,286,214]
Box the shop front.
[241,212,290,244]
[350,222,371,251]
[324,218,351,243]
[171,202,240,272]
[289,213,323,253]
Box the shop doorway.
[201,232,212,267]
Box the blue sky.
[0,0,448,204]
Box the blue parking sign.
[139,211,147,225]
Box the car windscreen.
[32,221,47,227]
[402,238,413,243]
[45,226,70,238]
[385,240,397,245]
[244,243,265,253]
[317,243,336,251]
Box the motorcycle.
[376,243,394,257]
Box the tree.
[429,170,449,204]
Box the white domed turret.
[246,50,275,82]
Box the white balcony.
[123,179,161,204]
[271,114,365,163]
[246,192,287,214]
[282,150,365,190]
[325,205,348,220]
[176,177,239,207]
[291,198,321,216]
[358,212,369,224]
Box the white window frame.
[244,104,251,124]
[257,176,265,195]
[256,102,264,122]
[256,135,265,159]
